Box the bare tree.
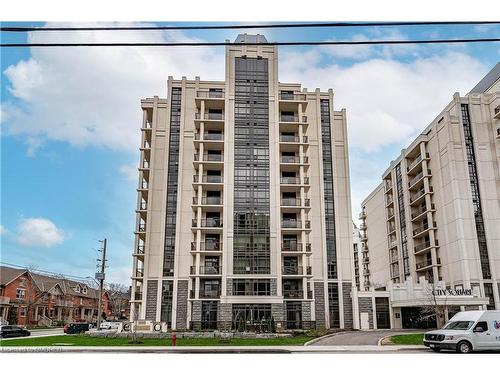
[420,283,449,328]
[106,283,129,320]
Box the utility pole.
[96,238,107,330]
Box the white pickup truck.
[99,321,122,330]
[423,310,500,353]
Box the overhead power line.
[1,21,499,32]
[2,37,500,48]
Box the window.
[19,307,27,317]
[82,286,87,294]
[16,289,26,299]
[474,321,488,332]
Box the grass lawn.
[389,333,424,345]
[0,334,313,347]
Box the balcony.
[192,218,223,228]
[281,220,311,229]
[384,180,393,192]
[280,155,309,164]
[190,265,221,276]
[192,196,223,206]
[411,203,435,221]
[134,245,145,255]
[134,268,144,278]
[195,112,224,121]
[410,186,433,205]
[139,159,150,171]
[191,241,222,252]
[385,195,394,207]
[280,198,310,207]
[389,240,398,249]
[198,290,221,299]
[407,153,430,173]
[414,240,439,254]
[360,234,368,242]
[141,121,152,130]
[280,114,308,123]
[233,266,270,275]
[279,93,307,101]
[194,132,224,142]
[279,135,308,143]
[494,105,500,119]
[359,223,367,231]
[359,211,366,220]
[194,153,224,163]
[196,90,224,99]
[362,257,370,264]
[135,223,146,234]
[496,126,500,139]
[387,223,396,234]
[283,290,304,299]
[408,169,431,190]
[281,242,311,252]
[132,292,142,301]
[416,258,441,270]
[412,221,437,237]
[193,174,223,184]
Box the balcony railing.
[279,93,306,101]
[281,220,311,229]
[280,115,308,123]
[199,290,221,299]
[413,221,437,236]
[194,153,224,162]
[133,292,142,301]
[196,90,224,99]
[281,198,309,206]
[193,175,223,183]
[407,153,430,172]
[195,112,224,121]
[279,135,308,143]
[359,211,366,219]
[190,265,221,275]
[233,266,270,275]
[386,195,394,205]
[280,156,309,164]
[136,224,146,232]
[283,290,304,299]
[193,196,223,205]
[282,242,311,252]
[411,204,435,219]
[142,121,152,129]
[135,268,144,278]
[408,169,431,188]
[194,133,224,141]
[192,218,223,228]
[191,241,222,251]
[281,176,300,184]
[410,186,433,203]
[135,245,145,254]
[283,265,301,275]
[414,240,438,253]
[416,258,441,270]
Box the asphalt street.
[0,328,64,340]
[310,330,424,346]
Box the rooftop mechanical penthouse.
[130,34,357,331]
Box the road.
[1,328,64,340]
[310,330,424,346]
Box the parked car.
[423,310,500,353]
[99,321,121,330]
[0,325,31,338]
[63,323,92,334]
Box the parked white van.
[423,310,500,353]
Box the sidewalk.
[0,345,426,353]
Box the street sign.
[95,272,105,281]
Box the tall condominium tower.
[130,34,357,330]
[357,63,500,329]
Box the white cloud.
[2,22,224,152]
[280,51,487,152]
[119,163,138,181]
[17,217,65,247]
[0,225,7,236]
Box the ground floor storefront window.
[232,304,272,332]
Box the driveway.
[310,330,424,346]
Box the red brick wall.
[3,272,39,325]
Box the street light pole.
[96,238,107,330]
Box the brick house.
[0,266,110,326]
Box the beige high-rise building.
[130,34,357,331]
[357,63,500,329]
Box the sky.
[1,22,499,285]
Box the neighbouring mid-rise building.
[357,62,500,329]
[130,34,358,331]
